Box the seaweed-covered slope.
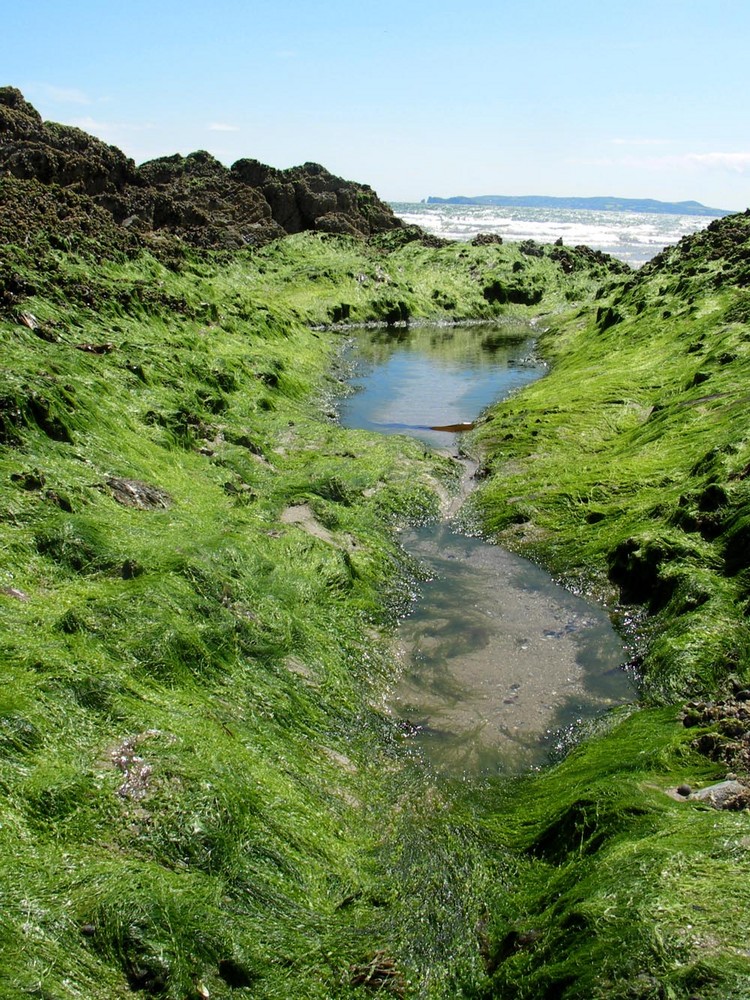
[0,233,466,1000]
[473,210,750,698]
[463,212,750,1000]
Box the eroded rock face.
[0,86,139,196]
[0,87,404,251]
[131,150,284,249]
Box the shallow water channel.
[340,321,634,775]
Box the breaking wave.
[390,202,719,265]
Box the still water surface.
[340,322,634,774]
[338,321,543,450]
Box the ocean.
[389,202,723,266]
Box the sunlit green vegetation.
[2,211,750,998]
[467,214,750,999]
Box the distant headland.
[425,194,732,217]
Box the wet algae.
[2,95,750,998]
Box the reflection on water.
[339,322,634,775]
[339,321,543,449]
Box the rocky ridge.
[0,86,403,252]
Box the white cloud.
[69,116,108,132]
[208,123,240,132]
[70,117,154,135]
[31,83,92,106]
[569,150,750,175]
[684,151,750,173]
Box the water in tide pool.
[338,320,544,450]
[340,322,635,776]
[390,201,721,266]
[391,522,634,775]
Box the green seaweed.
[2,202,750,998]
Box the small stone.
[691,779,748,809]
[1,586,29,602]
[18,311,38,330]
[682,710,701,728]
[105,477,171,510]
[719,718,745,738]
[80,923,96,936]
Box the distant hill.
[425,194,732,218]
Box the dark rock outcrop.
[0,87,404,252]
[0,86,139,196]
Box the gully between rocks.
[339,321,635,775]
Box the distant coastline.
[425,194,732,218]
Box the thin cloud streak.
[208,123,240,132]
[70,117,155,134]
[32,83,93,105]
[569,151,750,175]
[686,152,750,173]
[611,137,669,147]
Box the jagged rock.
[105,477,171,510]
[0,87,405,254]
[0,173,138,255]
[130,150,283,248]
[0,87,138,196]
[314,211,361,236]
[471,233,504,246]
[0,87,42,121]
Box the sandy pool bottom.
[389,523,634,775]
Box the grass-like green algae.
[2,214,750,998]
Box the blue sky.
[4,0,749,209]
